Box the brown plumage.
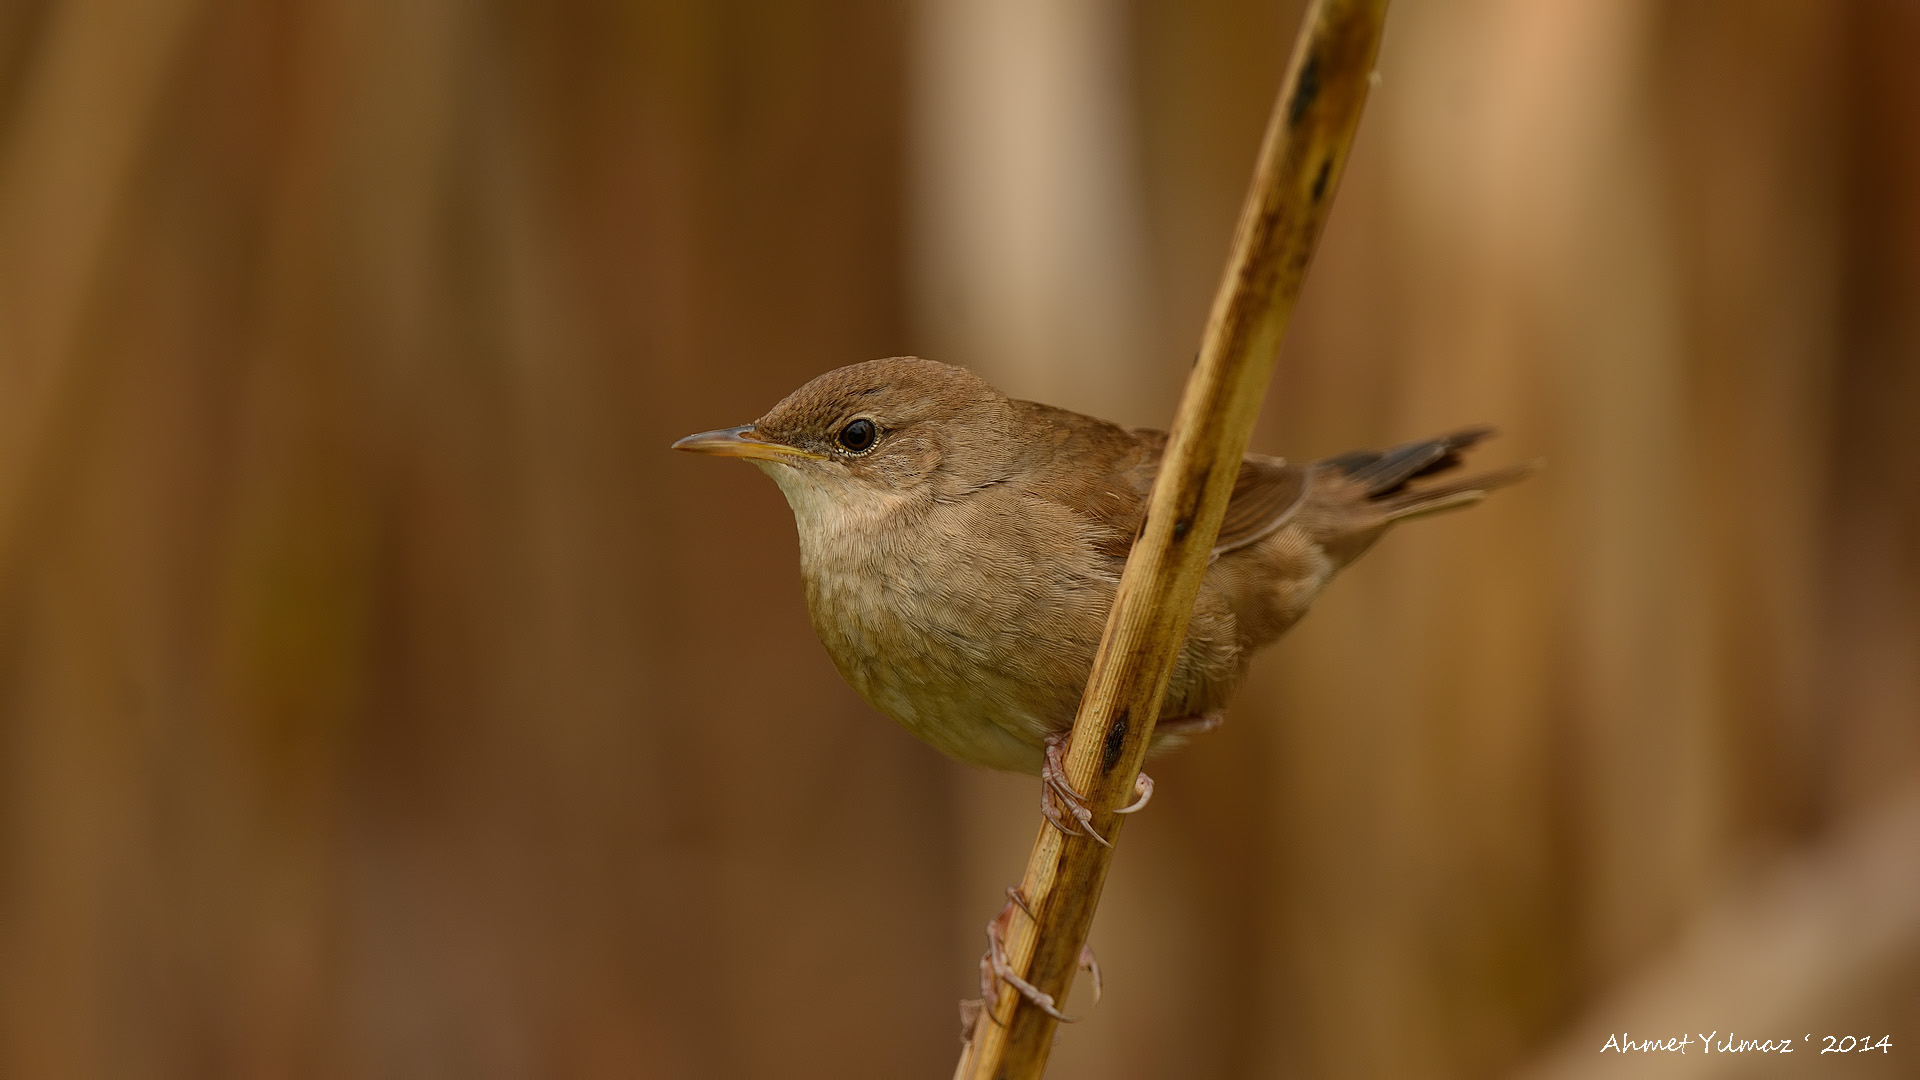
[674,356,1531,776]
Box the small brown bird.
[675,356,1529,832]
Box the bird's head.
[672,356,1013,526]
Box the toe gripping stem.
[963,887,1103,1035]
[1038,733,1154,848]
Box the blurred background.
[1,0,1916,1076]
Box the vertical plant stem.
[953,1,1390,1075]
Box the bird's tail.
[1319,427,1538,526]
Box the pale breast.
[779,467,1271,775]
[794,490,1127,774]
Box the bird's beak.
[671,425,826,462]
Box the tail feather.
[1372,461,1538,522]
[1323,426,1497,497]
[1307,428,1533,566]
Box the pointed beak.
[671,425,826,462]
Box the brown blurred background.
[2,1,1916,1077]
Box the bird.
[674,356,1530,836]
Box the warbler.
[674,355,1530,839]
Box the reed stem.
[953,2,1391,1074]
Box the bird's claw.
[1079,941,1103,1004]
[1115,772,1153,814]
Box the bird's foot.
[1039,732,1108,846]
[1039,732,1155,844]
[973,887,1076,1023]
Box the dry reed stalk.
[953,1,1390,1075]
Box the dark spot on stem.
[1101,712,1130,773]
[1311,157,1332,203]
[1289,51,1321,126]
[1179,476,1211,541]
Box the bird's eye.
[837,418,877,453]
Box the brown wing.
[1109,427,1311,557]
[1010,403,1311,561]
[1213,454,1310,556]
[1007,404,1160,562]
